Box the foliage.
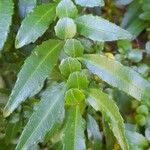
[0,0,150,149]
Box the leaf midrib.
[10,42,62,107]
[76,18,130,38]
[90,92,128,150]
[18,88,64,150]
[17,4,55,44]
[84,56,150,100]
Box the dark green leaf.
[0,0,14,50]
[15,3,56,48]
[87,88,129,150]
[18,0,37,18]
[16,82,66,150]
[75,0,104,7]
[87,114,102,150]
[76,15,132,42]
[80,54,150,107]
[3,40,63,117]
[62,106,86,150]
[126,130,148,149]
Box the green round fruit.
[55,17,77,39]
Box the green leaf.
[18,0,37,18]
[56,0,78,18]
[16,82,66,150]
[64,39,84,57]
[15,3,56,48]
[126,18,147,39]
[65,88,85,105]
[3,40,63,117]
[126,130,148,149]
[0,0,14,50]
[62,106,86,150]
[80,54,150,107]
[75,0,104,7]
[55,17,77,39]
[5,121,21,145]
[121,1,141,28]
[87,114,102,150]
[140,12,150,20]
[87,88,129,150]
[75,15,132,42]
[67,71,89,90]
[121,1,147,38]
[59,57,81,78]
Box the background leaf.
[75,0,104,7]
[87,88,129,150]
[16,82,66,150]
[56,0,78,18]
[0,0,14,51]
[62,106,86,150]
[15,3,56,48]
[3,40,63,117]
[80,54,150,107]
[87,114,103,150]
[76,15,132,42]
[18,0,37,19]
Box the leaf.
[64,39,84,58]
[59,57,81,78]
[75,15,132,42]
[55,17,77,39]
[75,0,104,7]
[5,121,21,145]
[15,3,56,48]
[121,0,147,38]
[56,0,78,18]
[16,82,66,150]
[126,130,148,149]
[87,114,102,150]
[87,88,129,150]
[18,0,37,18]
[126,18,147,39]
[79,54,150,107]
[62,106,86,150]
[67,71,89,90]
[0,0,14,50]
[121,1,141,28]
[3,40,63,117]
[65,88,85,105]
